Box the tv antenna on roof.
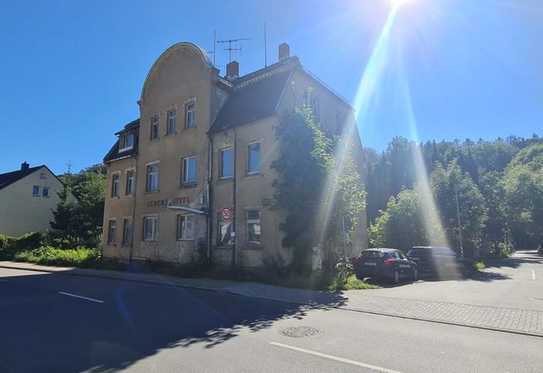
[217,37,250,63]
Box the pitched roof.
[0,165,46,191]
[104,119,140,163]
[209,58,299,133]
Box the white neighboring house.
[0,162,66,237]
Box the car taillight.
[383,258,395,265]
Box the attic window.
[119,133,134,152]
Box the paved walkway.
[2,257,543,337]
[345,295,543,337]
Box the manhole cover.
[280,326,321,338]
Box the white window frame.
[176,214,195,241]
[219,147,233,179]
[181,156,197,185]
[119,132,134,152]
[32,185,40,197]
[246,210,262,244]
[125,168,135,195]
[247,142,261,175]
[150,114,159,140]
[107,219,117,245]
[166,109,177,135]
[142,215,159,241]
[146,161,160,192]
[42,186,50,198]
[185,99,196,129]
[111,172,120,197]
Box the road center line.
[270,342,402,373]
[532,270,536,281]
[58,291,104,304]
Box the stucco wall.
[0,167,64,236]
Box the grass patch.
[13,246,101,268]
[474,260,486,271]
[328,274,377,291]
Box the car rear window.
[361,251,383,258]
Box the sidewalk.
[1,260,542,338]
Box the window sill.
[246,172,260,178]
[216,245,233,250]
[180,183,198,189]
[244,242,263,250]
[144,190,160,194]
[176,238,195,242]
[118,146,134,153]
[165,132,177,136]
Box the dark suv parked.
[406,246,470,279]
[353,248,418,284]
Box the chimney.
[226,61,239,80]
[278,43,290,61]
[21,162,29,171]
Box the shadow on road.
[0,270,346,373]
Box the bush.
[13,246,101,267]
[328,274,376,291]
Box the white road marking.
[270,342,403,373]
[58,291,104,304]
[532,270,536,281]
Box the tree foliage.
[50,164,106,247]
[271,108,366,272]
[365,135,542,256]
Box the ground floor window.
[217,213,233,247]
[143,216,159,241]
[107,219,117,244]
[246,210,261,244]
[176,214,194,240]
[122,218,132,247]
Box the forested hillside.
[363,135,543,258]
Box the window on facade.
[150,115,159,140]
[125,170,135,195]
[111,174,120,197]
[176,215,194,240]
[182,156,197,185]
[247,143,261,174]
[185,101,195,128]
[143,216,159,241]
[32,185,40,197]
[217,213,233,247]
[146,164,159,192]
[122,218,132,247]
[246,210,261,243]
[166,110,176,135]
[42,187,49,198]
[119,133,134,151]
[220,148,233,178]
[303,87,319,120]
[107,220,117,244]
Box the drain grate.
[280,326,321,338]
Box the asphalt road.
[1,257,542,373]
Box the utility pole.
[217,38,250,63]
[454,185,464,258]
[231,128,238,269]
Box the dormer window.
[119,132,134,152]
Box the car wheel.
[393,270,400,284]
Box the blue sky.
[1,0,541,174]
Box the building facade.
[0,163,65,236]
[102,42,367,268]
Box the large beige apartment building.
[102,41,366,268]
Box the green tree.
[369,189,427,250]
[504,143,543,248]
[431,161,488,258]
[271,107,366,272]
[51,165,106,247]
